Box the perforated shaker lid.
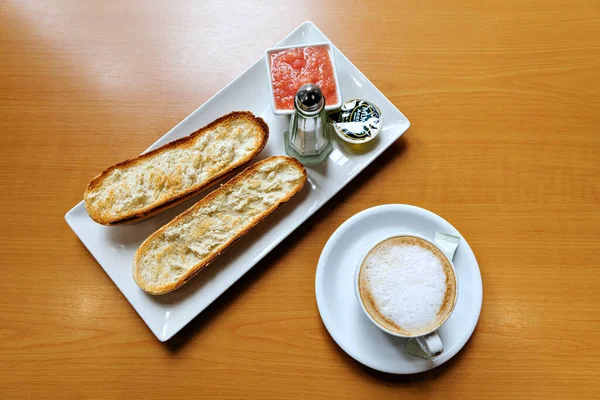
[295,83,325,114]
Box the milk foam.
[362,241,448,333]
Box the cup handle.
[415,331,444,357]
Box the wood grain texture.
[1,0,599,398]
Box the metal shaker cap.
[295,83,324,114]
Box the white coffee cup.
[354,233,459,357]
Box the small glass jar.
[284,84,333,164]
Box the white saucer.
[315,204,483,374]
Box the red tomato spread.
[270,46,338,111]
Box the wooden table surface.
[1,0,599,398]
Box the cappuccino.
[358,236,457,336]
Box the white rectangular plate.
[65,21,410,341]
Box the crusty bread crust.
[133,156,307,295]
[84,111,269,225]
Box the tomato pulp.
[270,46,338,111]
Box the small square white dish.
[65,21,410,341]
[264,42,342,115]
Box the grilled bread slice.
[133,156,306,295]
[84,111,269,225]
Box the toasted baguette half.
[133,156,306,295]
[84,111,269,225]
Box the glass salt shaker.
[284,83,333,164]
